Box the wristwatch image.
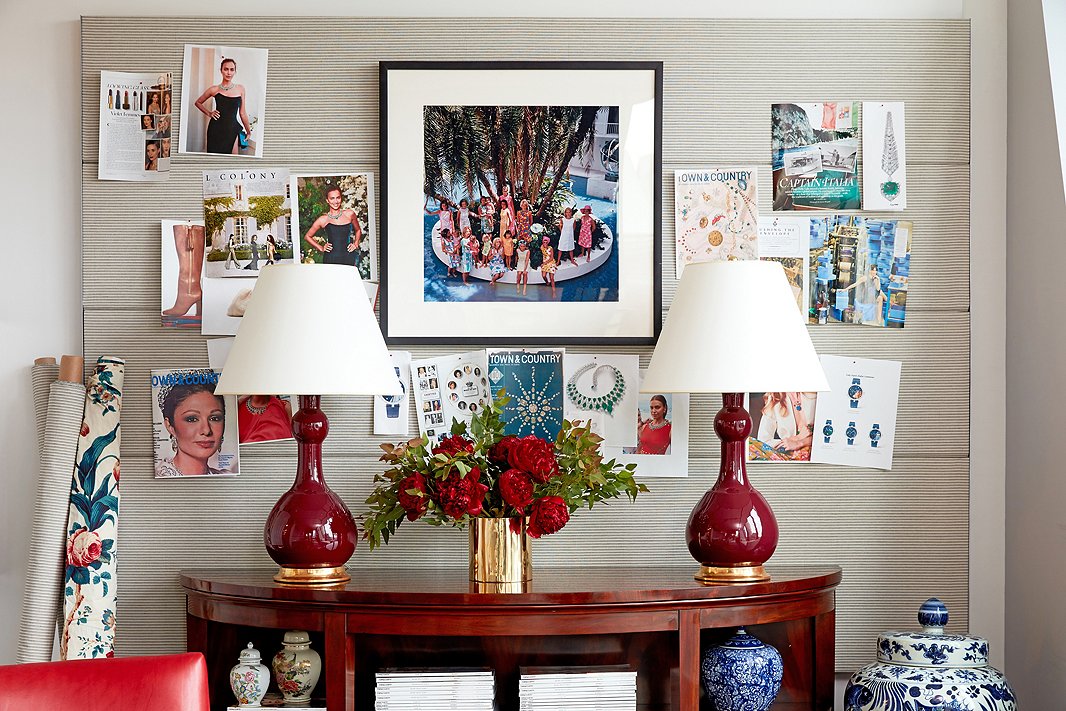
[848,378,863,409]
[846,421,858,446]
[384,367,406,419]
[870,423,882,448]
[822,419,834,444]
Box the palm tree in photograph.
[424,105,602,219]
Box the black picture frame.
[379,61,663,346]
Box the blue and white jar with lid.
[845,598,1016,710]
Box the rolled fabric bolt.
[31,358,59,460]
[16,368,86,664]
[61,356,124,660]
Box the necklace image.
[219,82,234,91]
[566,362,626,415]
[327,210,344,220]
[880,110,901,203]
[646,418,669,430]
[244,398,268,415]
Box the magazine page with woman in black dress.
[193,57,251,155]
[302,185,363,268]
[180,45,267,158]
[291,174,376,281]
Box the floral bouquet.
[362,395,647,549]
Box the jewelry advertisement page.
[374,351,412,436]
[674,167,759,277]
[205,338,294,445]
[562,353,639,448]
[603,370,689,478]
[98,70,173,181]
[862,101,907,210]
[411,351,491,443]
[810,355,901,470]
[487,349,565,441]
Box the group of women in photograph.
[427,187,600,297]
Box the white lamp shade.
[215,264,401,396]
[642,260,829,393]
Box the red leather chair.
[0,652,209,711]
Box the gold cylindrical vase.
[468,517,531,591]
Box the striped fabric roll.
[30,360,59,459]
[17,376,86,663]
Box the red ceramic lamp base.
[687,393,779,585]
[265,395,357,586]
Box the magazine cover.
[202,169,292,278]
[674,168,759,277]
[487,349,565,441]
[98,70,172,181]
[808,216,912,328]
[291,173,376,281]
[772,102,860,211]
[151,369,239,478]
[204,338,294,444]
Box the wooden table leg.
[678,609,701,711]
[325,612,353,711]
[814,607,836,711]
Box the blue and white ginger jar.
[700,627,783,711]
[845,598,1016,711]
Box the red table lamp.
[642,260,829,583]
[216,264,401,584]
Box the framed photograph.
[380,61,662,345]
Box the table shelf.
[182,565,840,711]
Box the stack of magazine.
[519,666,637,710]
[374,668,494,710]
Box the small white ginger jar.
[271,630,321,704]
[229,642,270,707]
[845,598,1016,711]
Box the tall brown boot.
[163,224,205,317]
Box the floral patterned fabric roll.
[61,357,124,660]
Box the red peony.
[527,496,570,538]
[432,434,475,457]
[489,435,521,464]
[498,469,534,511]
[436,468,489,518]
[507,435,559,483]
[67,527,103,567]
[396,473,429,521]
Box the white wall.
[1006,1,1066,708]
[0,1,1006,706]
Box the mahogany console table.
[182,565,840,711]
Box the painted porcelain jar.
[700,627,783,711]
[229,642,270,707]
[271,630,322,705]
[845,598,1016,711]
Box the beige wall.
[1006,1,1066,707]
[0,3,1012,709]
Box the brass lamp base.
[274,566,350,585]
[695,564,770,584]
